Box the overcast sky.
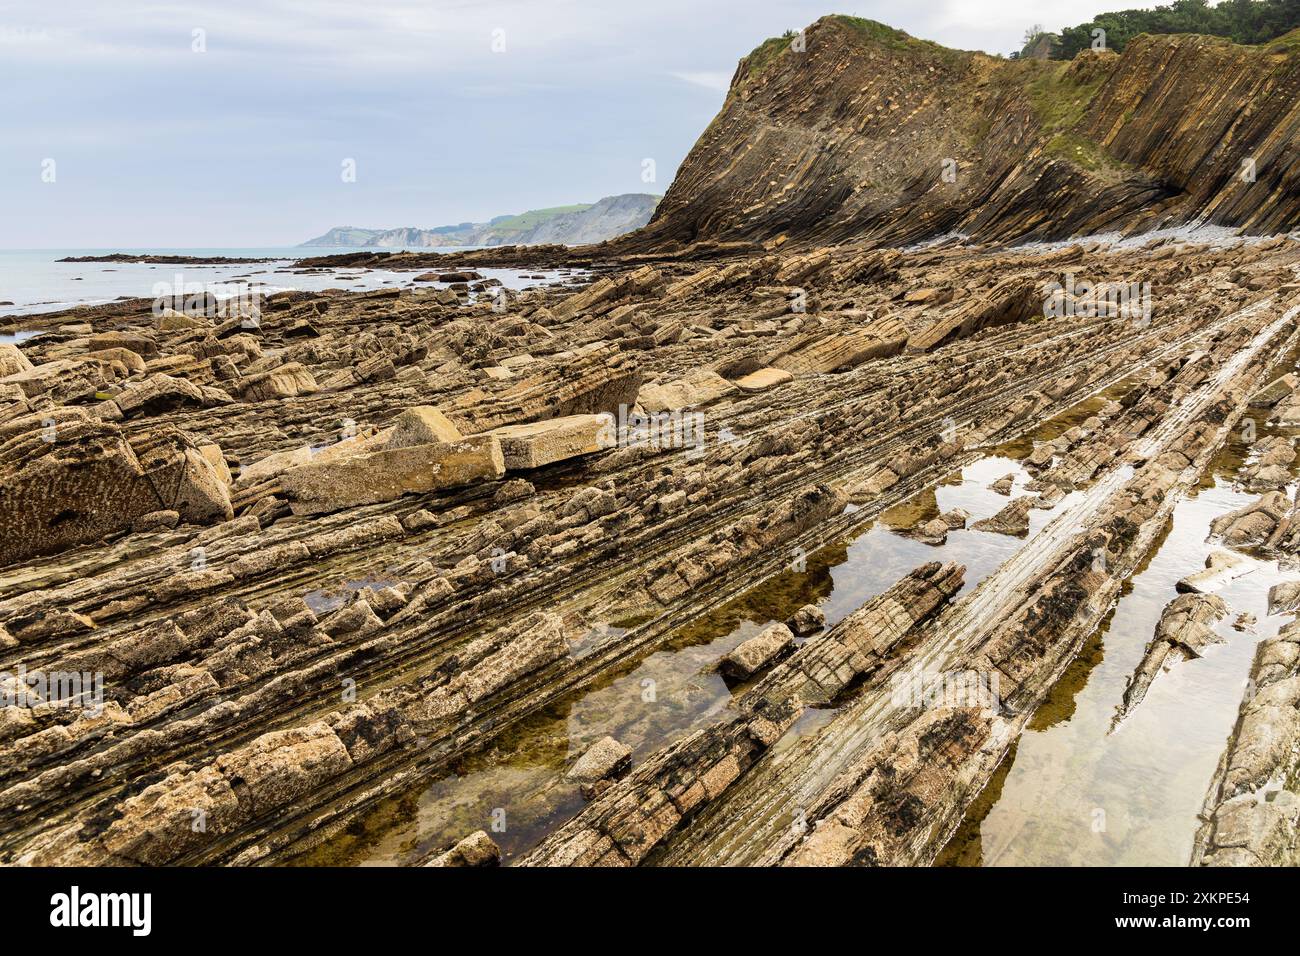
[1,1,1140,247]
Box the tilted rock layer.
[621,17,1300,251]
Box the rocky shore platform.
[4,226,1300,867]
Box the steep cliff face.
[628,17,1300,250]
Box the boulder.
[424,830,500,867]
[566,736,632,785]
[786,604,826,636]
[0,423,232,566]
[910,517,952,545]
[990,473,1016,495]
[112,373,208,417]
[0,343,33,377]
[136,434,235,524]
[385,406,462,449]
[720,622,796,679]
[1268,581,1300,616]
[1210,491,1290,547]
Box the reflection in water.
[310,358,1298,867]
[947,401,1300,866]
[299,447,1082,865]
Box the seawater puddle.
[0,248,581,318]
[296,450,1084,866]
[939,404,1300,866]
[0,330,44,345]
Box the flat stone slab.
[734,367,793,393]
[1177,549,1250,594]
[566,736,632,784]
[720,622,796,679]
[490,413,613,469]
[637,370,736,412]
[281,436,504,515]
[1250,372,1297,408]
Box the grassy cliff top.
[742,15,968,80]
[489,204,593,230]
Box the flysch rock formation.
[622,16,1300,251]
[2,16,1300,869]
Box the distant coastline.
[301,192,660,248]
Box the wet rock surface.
[1114,593,1229,726]
[1194,614,1300,866]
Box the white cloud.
[2,1,1143,245]
[669,71,732,93]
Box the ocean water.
[0,247,579,322]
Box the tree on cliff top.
[1046,0,1300,58]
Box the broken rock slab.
[280,437,505,515]
[385,405,462,448]
[1117,593,1228,725]
[637,369,736,412]
[424,830,500,867]
[566,736,632,786]
[971,496,1033,536]
[786,604,826,636]
[234,362,318,402]
[1249,373,1297,408]
[734,367,793,393]
[489,413,613,470]
[769,320,907,375]
[719,622,796,679]
[1176,550,1251,594]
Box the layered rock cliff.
[624,16,1300,250]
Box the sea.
[0,247,580,328]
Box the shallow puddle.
[299,447,1086,865]
[940,404,1300,866]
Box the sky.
[0,1,1146,247]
